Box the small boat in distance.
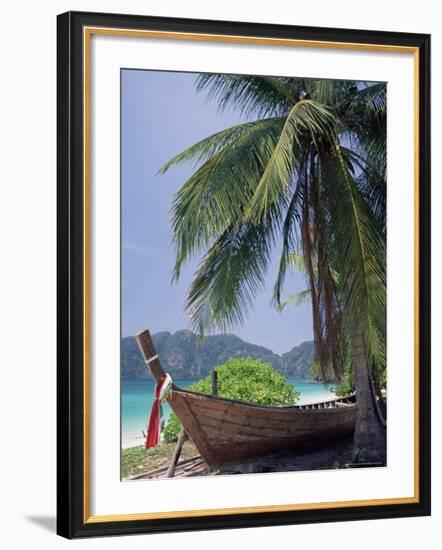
[136,330,357,470]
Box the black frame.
[57,11,431,539]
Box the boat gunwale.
[169,384,356,412]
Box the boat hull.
[168,388,357,469]
[134,330,358,470]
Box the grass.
[121,440,199,480]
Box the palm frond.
[272,171,305,306]
[158,117,280,174]
[287,252,313,272]
[346,83,387,175]
[246,100,338,223]
[355,82,386,120]
[339,145,386,232]
[277,289,311,312]
[361,132,386,174]
[184,217,275,335]
[195,73,301,118]
[325,143,386,368]
[169,117,285,279]
[305,79,358,110]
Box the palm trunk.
[351,328,386,463]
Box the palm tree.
[160,75,387,462]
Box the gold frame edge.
[82,26,421,524]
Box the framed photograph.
[57,11,431,538]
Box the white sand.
[122,436,145,449]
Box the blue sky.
[121,69,313,354]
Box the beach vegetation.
[121,440,198,479]
[164,358,299,442]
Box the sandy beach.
[122,436,145,449]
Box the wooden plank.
[200,417,326,441]
[181,390,356,422]
[178,386,354,408]
[211,370,218,396]
[201,417,356,446]
[135,329,166,385]
[189,398,357,431]
[199,413,320,437]
[170,393,219,469]
[183,458,205,472]
[166,428,188,478]
[129,455,201,480]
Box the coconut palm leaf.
[287,252,314,272]
[283,252,340,281]
[304,79,357,110]
[355,82,386,120]
[159,117,282,174]
[339,145,386,231]
[349,83,387,175]
[195,73,301,118]
[324,143,386,367]
[276,289,311,312]
[163,118,285,278]
[272,170,305,306]
[246,100,338,223]
[185,217,276,334]
[362,132,386,174]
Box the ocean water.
[121,378,336,446]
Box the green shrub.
[163,357,299,443]
[163,412,181,443]
[333,355,386,397]
[333,380,354,397]
[333,362,355,397]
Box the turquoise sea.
[122,378,336,447]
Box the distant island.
[122,330,315,380]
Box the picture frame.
[57,10,431,538]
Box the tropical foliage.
[163,358,299,442]
[160,74,387,458]
[333,358,356,397]
[160,75,386,384]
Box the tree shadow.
[25,515,56,533]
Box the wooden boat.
[136,330,357,470]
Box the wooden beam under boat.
[136,330,358,470]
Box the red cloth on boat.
[145,383,161,449]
